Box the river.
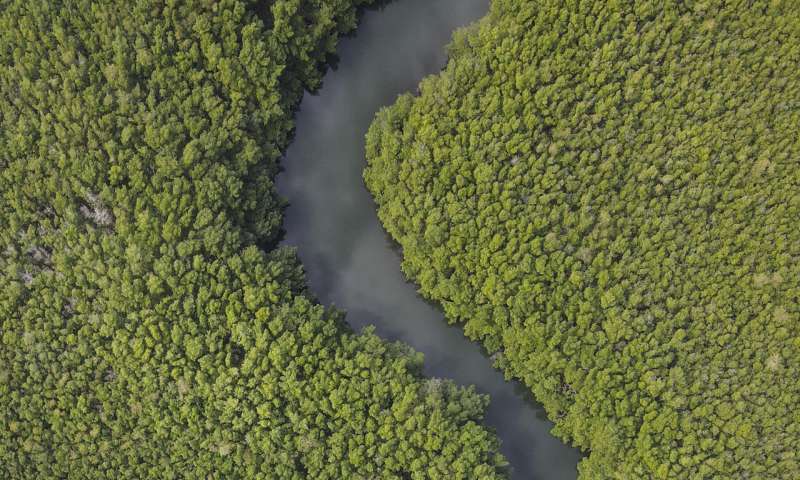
[276,1,583,478]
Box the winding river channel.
[276,1,583,478]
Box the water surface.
[277,1,583,478]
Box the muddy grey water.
[276,1,583,478]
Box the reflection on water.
[276,1,583,478]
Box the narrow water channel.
[276,1,583,478]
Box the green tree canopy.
[0,1,507,478]
[365,0,800,478]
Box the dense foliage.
[365,0,800,478]
[0,1,508,478]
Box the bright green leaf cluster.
[365,1,800,478]
[0,1,507,478]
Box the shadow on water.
[275,1,584,478]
